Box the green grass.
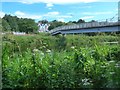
[2,33,120,88]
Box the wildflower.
[43,43,47,45]
[49,65,52,68]
[39,51,44,60]
[82,78,91,86]
[46,49,51,53]
[82,78,89,83]
[109,60,115,63]
[83,82,90,86]
[115,65,120,68]
[33,49,39,52]
[101,65,106,68]
[17,45,20,48]
[101,74,105,77]
[42,46,46,48]
[71,46,75,49]
[110,72,115,75]
[115,63,120,68]
[40,51,44,56]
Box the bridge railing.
[51,21,119,32]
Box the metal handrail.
[51,21,119,32]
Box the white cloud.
[46,3,53,7]
[82,11,113,15]
[14,11,42,19]
[44,11,59,16]
[80,16,94,20]
[13,11,72,21]
[46,3,53,10]
[15,11,25,16]
[0,11,5,18]
[25,15,42,19]
[43,11,73,20]
[2,0,119,4]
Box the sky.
[0,0,119,22]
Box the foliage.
[48,20,66,30]
[77,19,85,23]
[38,20,48,24]
[2,19,11,32]
[18,18,38,33]
[2,14,38,33]
[3,14,19,31]
[2,34,120,89]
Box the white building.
[38,22,50,32]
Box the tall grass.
[2,33,120,88]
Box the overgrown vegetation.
[2,33,120,88]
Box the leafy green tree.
[3,14,19,31]
[38,20,48,24]
[18,18,38,33]
[2,19,11,32]
[77,19,85,23]
[67,21,74,25]
[48,20,66,30]
[89,20,96,23]
[3,14,38,33]
[72,21,77,24]
[48,25,55,30]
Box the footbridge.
[50,15,120,35]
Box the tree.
[3,14,19,31]
[48,20,66,30]
[77,19,85,23]
[18,18,38,33]
[72,21,77,24]
[89,20,96,23]
[48,24,55,30]
[38,20,48,24]
[2,14,39,33]
[2,19,11,32]
[67,21,74,25]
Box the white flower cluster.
[115,63,120,68]
[33,49,39,52]
[109,72,115,75]
[109,60,115,63]
[32,49,44,59]
[46,49,51,53]
[71,46,75,49]
[82,78,91,86]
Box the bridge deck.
[50,21,120,35]
[51,21,120,32]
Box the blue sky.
[1,0,119,22]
